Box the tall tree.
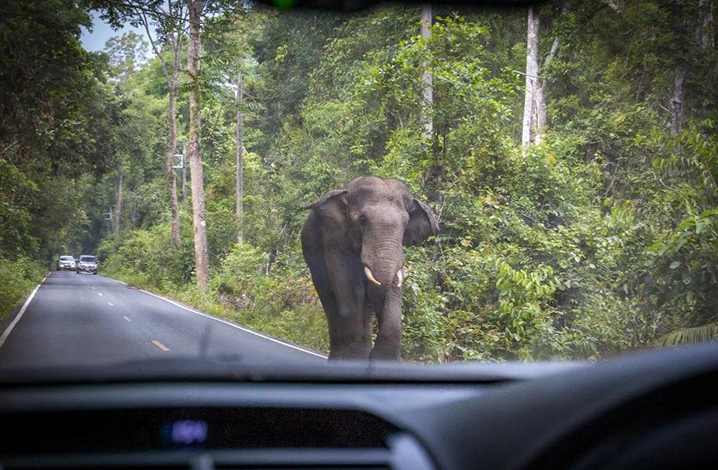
[187,0,210,290]
[698,0,714,51]
[137,1,186,249]
[670,68,685,135]
[521,6,540,147]
[420,3,433,139]
[236,70,244,243]
[95,0,187,248]
[534,37,559,144]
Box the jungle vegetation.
[1,0,717,361]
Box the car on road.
[76,255,98,275]
[56,255,76,271]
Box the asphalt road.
[0,271,325,370]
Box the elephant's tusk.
[396,269,404,288]
[364,266,382,286]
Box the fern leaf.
[656,323,718,347]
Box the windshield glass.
[1,0,716,374]
[60,257,74,261]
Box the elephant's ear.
[403,198,439,246]
[303,189,349,210]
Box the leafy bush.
[0,257,45,321]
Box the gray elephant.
[301,176,439,361]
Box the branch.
[140,10,170,82]
[0,141,17,157]
[100,0,186,22]
[512,69,545,81]
[542,37,561,70]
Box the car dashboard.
[1,343,717,470]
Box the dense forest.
[1,0,717,361]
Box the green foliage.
[656,323,718,347]
[6,0,718,362]
[0,257,45,322]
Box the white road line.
[102,276,127,286]
[152,339,170,352]
[0,273,49,349]
[107,301,113,306]
[123,316,132,322]
[138,288,327,359]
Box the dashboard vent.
[1,408,433,470]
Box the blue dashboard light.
[170,420,208,445]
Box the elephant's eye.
[359,214,368,226]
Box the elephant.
[301,176,439,361]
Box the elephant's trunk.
[362,237,404,292]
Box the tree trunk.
[187,0,209,291]
[698,0,714,51]
[167,80,181,248]
[522,6,540,147]
[138,6,183,249]
[236,71,244,244]
[115,170,123,240]
[420,3,433,139]
[535,37,559,145]
[670,68,685,136]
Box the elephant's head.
[310,176,438,292]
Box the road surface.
[0,271,325,370]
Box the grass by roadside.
[105,269,330,356]
[0,257,46,324]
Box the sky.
[80,11,146,52]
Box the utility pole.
[103,209,113,233]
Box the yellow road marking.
[107,301,113,306]
[152,340,170,352]
[123,316,131,322]
[97,292,103,297]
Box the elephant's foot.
[369,342,400,361]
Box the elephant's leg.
[302,235,342,359]
[312,265,370,360]
[305,260,344,360]
[369,288,402,361]
[333,305,372,360]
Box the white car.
[57,255,75,271]
[76,255,98,274]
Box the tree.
[420,3,433,139]
[236,70,244,243]
[104,31,149,82]
[96,0,187,248]
[521,6,539,147]
[670,68,685,135]
[534,37,559,144]
[138,1,187,248]
[698,0,714,51]
[0,0,120,260]
[187,0,210,290]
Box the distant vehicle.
[76,255,98,275]
[57,255,76,271]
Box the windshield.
[1,0,716,374]
[60,257,74,261]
